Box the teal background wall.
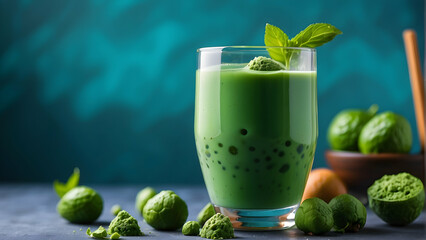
[0,0,424,184]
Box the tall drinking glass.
[195,47,317,230]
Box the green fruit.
[327,104,378,151]
[295,198,333,235]
[135,187,156,215]
[182,221,201,236]
[329,194,366,232]
[368,172,425,225]
[200,213,234,239]
[197,203,216,226]
[358,112,412,154]
[111,204,122,216]
[108,210,143,236]
[57,186,103,224]
[143,190,188,230]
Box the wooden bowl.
[325,150,424,203]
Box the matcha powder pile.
[200,213,234,239]
[108,210,143,236]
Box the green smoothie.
[195,64,317,209]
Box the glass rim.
[197,46,316,53]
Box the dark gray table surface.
[0,184,425,239]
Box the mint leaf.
[264,23,290,66]
[291,23,342,48]
[263,23,341,69]
[53,167,80,198]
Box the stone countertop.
[0,184,425,239]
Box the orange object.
[403,30,425,152]
[301,168,347,203]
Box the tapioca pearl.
[265,156,271,162]
[234,165,240,170]
[287,186,290,190]
[229,146,238,155]
[222,166,226,171]
[278,151,285,157]
[218,143,223,147]
[206,163,210,168]
[240,129,248,135]
[245,168,250,172]
[214,151,218,154]
[266,164,274,170]
[285,141,292,147]
[254,158,260,163]
[273,148,278,153]
[301,154,304,159]
[249,146,255,151]
[218,161,222,165]
[205,144,209,149]
[205,151,211,158]
[279,164,290,173]
[297,144,304,154]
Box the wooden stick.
[403,30,425,152]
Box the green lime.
[329,194,366,232]
[108,210,143,236]
[358,112,412,154]
[57,186,103,224]
[197,203,216,226]
[182,221,201,236]
[199,213,234,239]
[327,104,378,151]
[142,190,188,230]
[135,187,156,215]
[295,197,333,235]
[368,172,425,225]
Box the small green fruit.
[135,187,156,215]
[295,198,333,235]
[143,190,188,230]
[368,172,425,225]
[327,104,378,151]
[57,186,103,224]
[329,194,366,232]
[358,112,412,154]
[197,203,216,226]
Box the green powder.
[368,172,424,201]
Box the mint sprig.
[264,24,291,67]
[265,23,342,68]
[53,167,80,198]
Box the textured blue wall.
[0,0,424,183]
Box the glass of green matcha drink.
[195,46,317,230]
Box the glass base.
[214,204,299,231]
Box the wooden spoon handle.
[403,30,425,152]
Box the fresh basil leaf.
[264,23,290,66]
[53,167,80,198]
[291,23,342,48]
